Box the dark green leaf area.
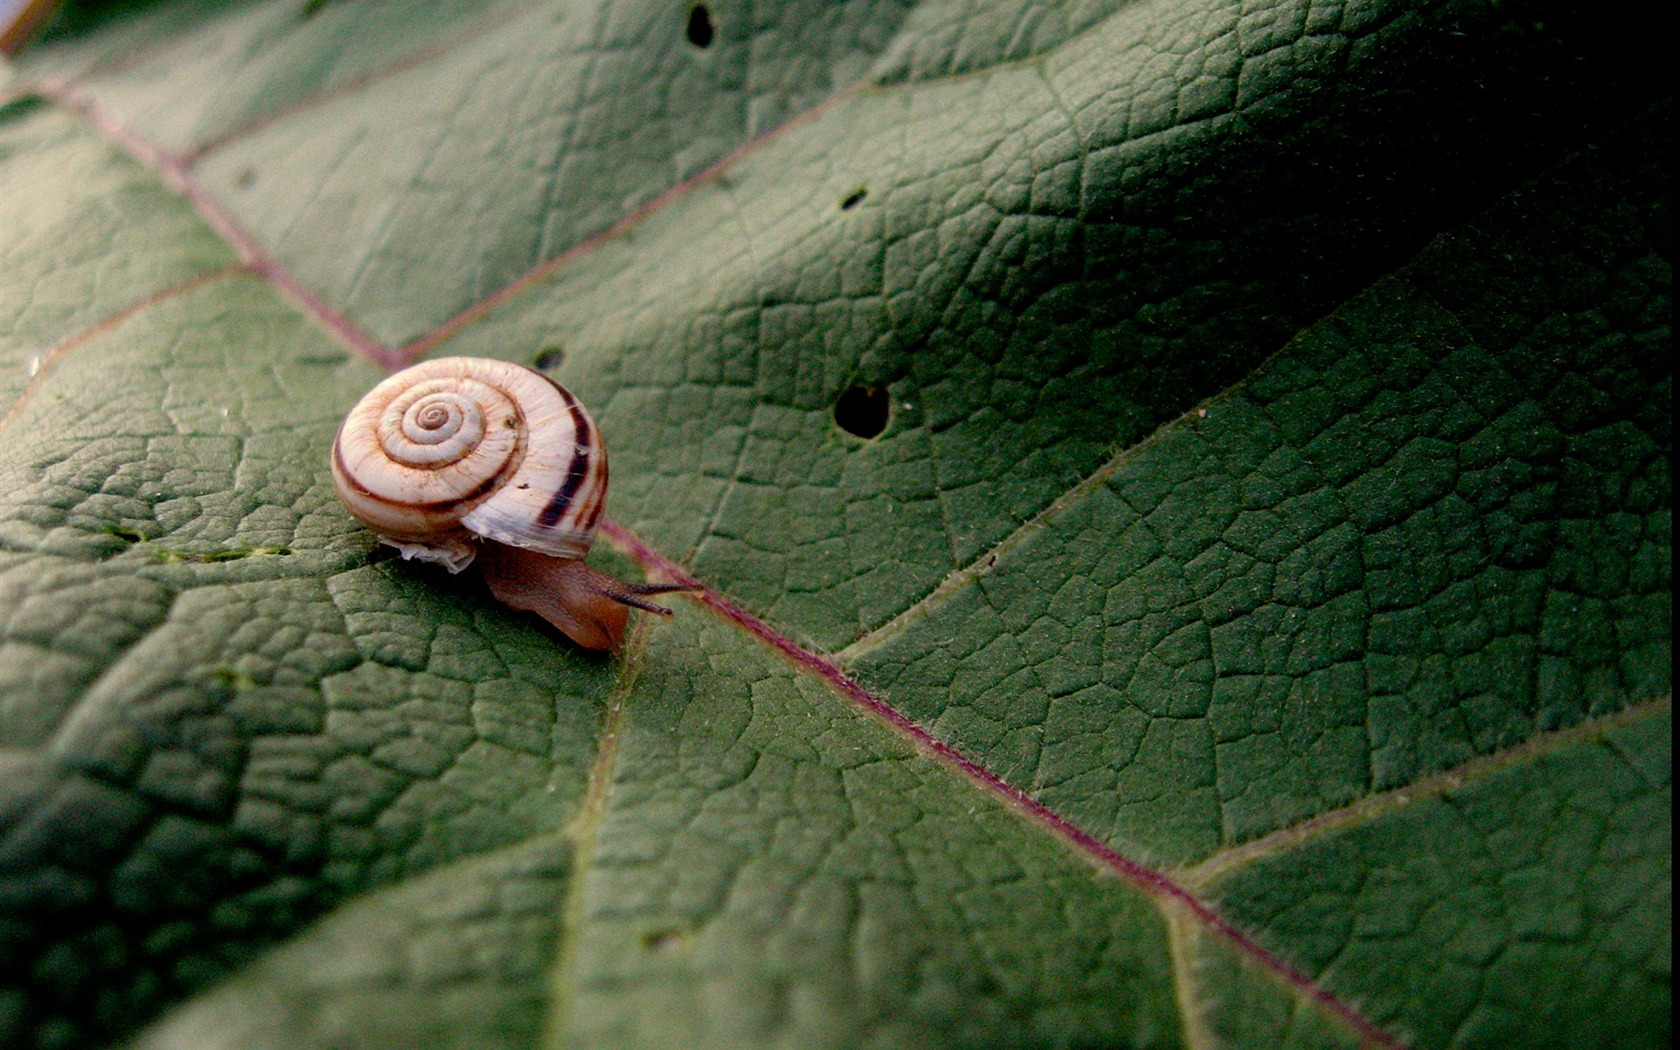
[565,612,1180,1050]
[1207,706,1672,1050]
[131,837,575,1050]
[0,278,614,1047]
[0,105,233,408]
[445,0,1663,650]
[0,276,368,746]
[0,565,610,1048]
[852,107,1672,866]
[0,554,171,745]
[0,563,611,1048]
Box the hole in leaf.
[839,186,867,211]
[533,345,566,370]
[834,385,889,439]
[642,928,688,954]
[685,4,714,48]
[236,167,257,189]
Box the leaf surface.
[0,1,1669,1048]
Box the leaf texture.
[0,1,1669,1048]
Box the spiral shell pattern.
[331,357,606,569]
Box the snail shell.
[332,357,685,651]
[331,356,606,571]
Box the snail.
[331,357,690,651]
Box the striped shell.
[331,357,606,572]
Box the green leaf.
[1,1,1669,1048]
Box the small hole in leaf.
[839,187,867,211]
[533,345,565,370]
[685,4,714,48]
[642,928,688,954]
[834,385,889,439]
[236,167,257,189]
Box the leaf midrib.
[598,518,1411,1047]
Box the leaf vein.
[30,82,401,370]
[1177,694,1673,889]
[599,515,1413,1050]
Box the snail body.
[332,357,685,651]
